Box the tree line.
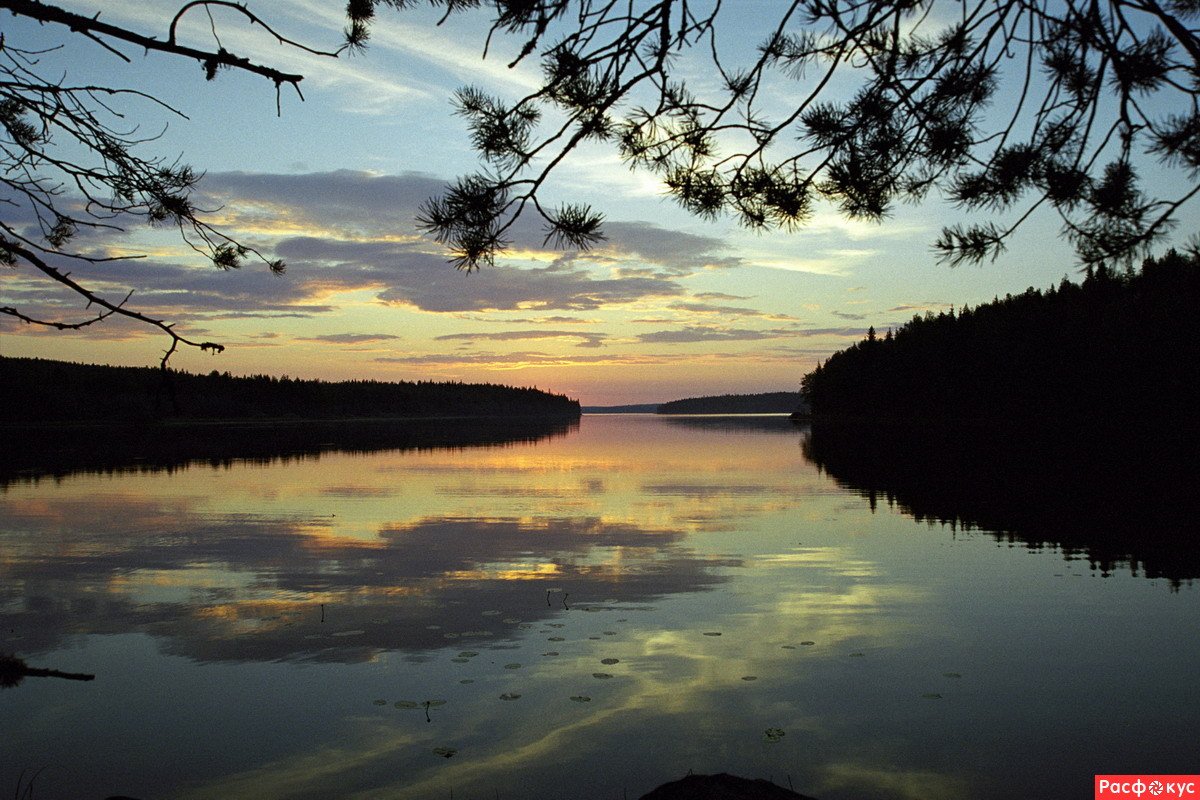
[0,357,580,423]
[800,249,1200,422]
[657,392,806,415]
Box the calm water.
[2,415,1197,800]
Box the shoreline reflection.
[802,419,1200,586]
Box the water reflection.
[3,416,1197,800]
[0,416,579,487]
[802,419,1200,586]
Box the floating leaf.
[603,631,617,636]
[741,676,758,681]
[458,651,479,658]
[764,728,786,742]
[504,663,522,670]
[849,652,865,658]
[588,636,601,640]
[800,641,815,646]
[542,651,560,657]
[451,657,470,663]
[781,645,797,650]
[547,623,565,629]
[702,632,722,637]
[459,679,474,684]
[443,633,460,639]
[432,747,457,759]
[373,699,388,706]
[426,700,447,707]
[592,672,613,679]
[548,636,565,642]
[600,658,619,665]
[395,701,420,709]
[518,623,534,630]
[499,693,521,701]
[570,695,591,702]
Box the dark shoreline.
[1,415,580,487]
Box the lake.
[2,414,1197,799]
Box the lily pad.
[781,645,797,650]
[426,700,447,707]
[764,728,786,743]
[395,700,420,709]
[459,679,474,684]
[592,672,613,679]
[600,658,619,665]
[800,641,815,646]
[603,631,617,636]
[741,675,758,681]
[570,695,591,702]
[548,636,565,642]
[702,631,722,636]
[542,651,560,657]
[499,693,521,701]
[432,747,457,759]
[372,699,388,706]
[459,651,479,658]
[504,663,522,670]
[849,652,865,658]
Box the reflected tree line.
[801,250,1200,422]
[803,421,1200,587]
[0,416,578,488]
[797,248,1200,585]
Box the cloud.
[667,302,799,321]
[275,236,686,313]
[435,330,608,348]
[830,310,866,321]
[636,326,801,344]
[294,333,403,344]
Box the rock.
[639,773,818,800]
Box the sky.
[2,1,1194,405]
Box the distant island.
[657,392,806,415]
[800,249,1200,424]
[0,356,581,423]
[583,393,806,415]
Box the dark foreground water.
[2,415,1197,799]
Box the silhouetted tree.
[412,1,1200,271]
[8,1,1200,360]
[800,249,1200,421]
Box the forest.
[0,357,581,423]
[800,249,1200,422]
[657,392,807,415]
